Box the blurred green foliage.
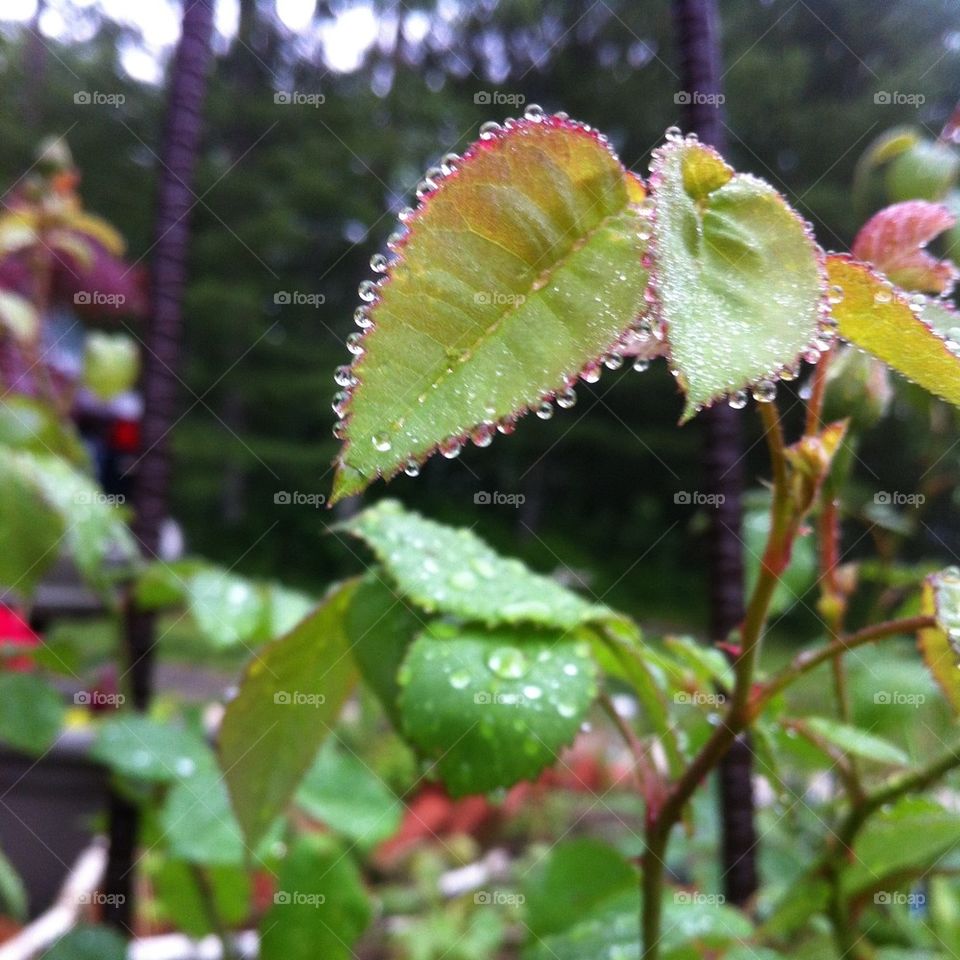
[0,0,957,627]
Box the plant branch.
[760,615,935,705]
[641,401,794,960]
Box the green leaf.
[0,449,66,596]
[842,797,960,897]
[331,114,649,502]
[398,622,597,796]
[827,254,960,409]
[22,451,136,587]
[160,761,245,866]
[918,568,960,714]
[148,859,251,938]
[0,844,26,921]
[42,926,127,960]
[0,674,65,754]
[219,579,360,846]
[522,839,635,939]
[260,835,371,960]
[296,740,402,847]
[885,140,959,203]
[82,331,139,400]
[343,500,617,629]
[524,889,753,960]
[0,397,87,463]
[799,717,908,766]
[345,572,425,730]
[185,568,268,648]
[650,137,822,418]
[90,715,208,783]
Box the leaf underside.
[827,254,960,409]
[219,580,359,846]
[650,138,824,418]
[331,116,649,502]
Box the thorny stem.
[641,401,794,960]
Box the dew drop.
[563,663,579,677]
[449,669,471,690]
[728,390,748,410]
[372,433,392,452]
[404,459,420,478]
[874,286,893,304]
[346,331,365,355]
[332,420,346,440]
[332,391,349,416]
[802,347,822,365]
[603,352,624,371]
[524,103,545,122]
[398,207,414,223]
[580,362,602,384]
[536,400,554,420]
[496,416,517,435]
[354,305,373,329]
[479,120,502,140]
[557,702,577,719]
[440,152,461,174]
[387,230,406,251]
[828,285,845,305]
[487,646,528,679]
[664,125,683,141]
[632,358,650,373]
[752,380,777,404]
[334,365,357,388]
[471,423,495,447]
[440,437,462,459]
[369,252,389,274]
[416,176,437,198]
[556,387,577,409]
[358,279,379,302]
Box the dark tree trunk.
[670,0,758,908]
[103,0,214,932]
